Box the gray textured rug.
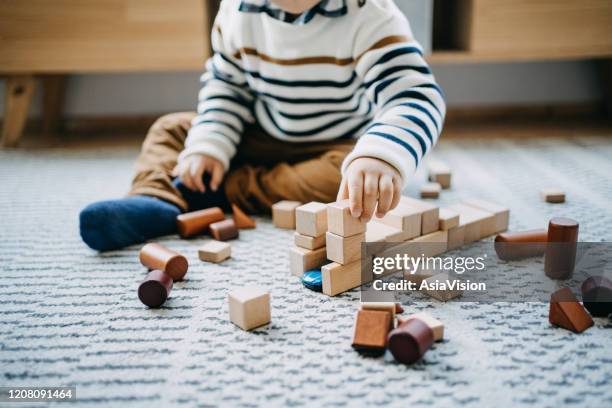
[1,135,611,408]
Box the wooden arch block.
[549,287,593,333]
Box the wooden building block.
[581,276,612,318]
[231,203,256,229]
[326,232,365,264]
[294,231,326,250]
[540,188,566,204]
[399,196,439,235]
[296,202,328,237]
[439,208,460,231]
[387,318,434,364]
[421,272,463,302]
[379,230,448,263]
[447,204,495,243]
[366,221,404,243]
[322,260,363,296]
[401,312,444,341]
[374,203,422,241]
[327,200,366,237]
[198,240,231,263]
[428,161,451,189]
[549,287,593,333]
[139,243,189,281]
[420,182,442,199]
[545,218,579,280]
[289,246,327,277]
[138,270,173,308]
[176,207,225,238]
[463,198,509,233]
[209,219,239,241]
[447,225,466,250]
[351,309,392,354]
[361,302,397,329]
[272,200,301,229]
[228,287,271,331]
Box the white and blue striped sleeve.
[178,4,255,171]
[341,3,446,186]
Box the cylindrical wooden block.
[176,207,225,238]
[210,219,239,241]
[139,243,188,281]
[494,229,548,261]
[138,270,173,308]
[581,276,612,317]
[544,218,579,280]
[387,318,434,365]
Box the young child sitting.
[80,0,445,251]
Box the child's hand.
[338,157,402,222]
[174,154,224,193]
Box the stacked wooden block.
[279,195,509,298]
[289,202,328,277]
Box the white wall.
[0,60,602,119]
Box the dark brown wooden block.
[545,218,579,279]
[387,318,434,364]
[176,207,225,238]
[138,270,173,308]
[352,310,392,355]
[210,219,239,241]
[494,229,548,261]
[581,276,612,317]
[549,287,593,333]
[139,243,188,281]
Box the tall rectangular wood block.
[272,200,301,229]
[463,198,509,234]
[447,225,466,250]
[294,231,326,250]
[322,260,363,296]
[326,232,365,265]
[228,287,271,331]
[374,203,422,241]
[295,201,328,237]
[289,246,327,277]
[399,197,439,235]
[327,200,366,237]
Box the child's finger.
[360,173,379,222]
[337,178,348,201]
[348,172,363,218]
[192,160,207,193]
[210,162,224,192]
[181,169,196,191]
[376,175,394,217]
[390,177,401,210]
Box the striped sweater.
[179,0,446,185]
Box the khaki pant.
[128,112,355,213]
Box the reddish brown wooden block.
[139,243,188,281]
[549,287,593,333]
[231,203,256,229]
[494,229,548,261]
[352,309,392,355]
[176,207,225,238]
[210,219,239,241]
[138,269,173,308]
[545,217,579,280]
[387,318,434,364]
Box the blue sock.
[79,195,181,251]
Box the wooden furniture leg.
[598,59,612,120]
[2,75,35,147]
[42,75,66,135]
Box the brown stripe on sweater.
[230,35,410,67]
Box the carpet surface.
[1,136,611,407]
